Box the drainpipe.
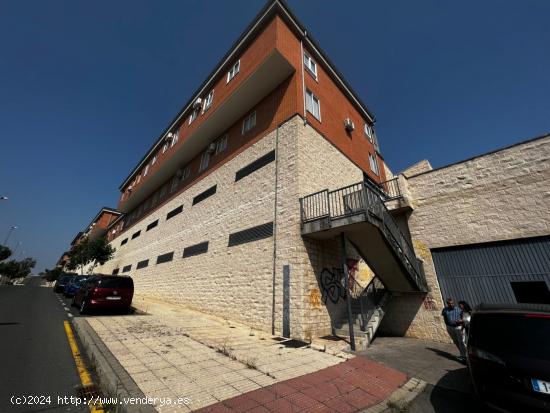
[340,232,356,351]
[300,32,307,126]
[271,125,280,335]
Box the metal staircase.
[332,277,391,348]
[300,180,428,292]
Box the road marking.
[63,321,104,413]
[64,307,70,311]
[67,313,73,318]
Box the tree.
[66,237,115,274]
[0,245,12,261]
[0,257,36,279]
[43,267,64,282]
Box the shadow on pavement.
[426,346,461,362]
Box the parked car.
[467,303,550,412]
[63,275,89,298]
[72,275,134,314]
[53,274,76,293]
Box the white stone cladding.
[381,134,550,342]
[96,115,364,339]
[98,125,279,332]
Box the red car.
[72,275,134,314]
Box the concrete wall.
[380,134,550,342]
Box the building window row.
[121,221,274,273]
[118,150,276,247]
[125,55,245,202]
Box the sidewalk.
[74,295,413,412]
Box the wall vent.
[228,222,274,247]
[183,241,209,258]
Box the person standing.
[441,298,467,362]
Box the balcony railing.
[377,177,402,201]
[300,180,427,291]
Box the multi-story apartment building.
[61,0,550,347]
[58,207,121,269]
[86,0,427,346]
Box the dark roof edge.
[83,207,122,233]
[118,0,377,190]
[406,131,550,179]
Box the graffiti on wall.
[320,258,377,304]
[320,268,346,304]
[423,294,437,311]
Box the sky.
[0,0,549,272]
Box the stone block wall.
[381,134,550,342]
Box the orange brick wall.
[114,12,387,235]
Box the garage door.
[432,236,550,306]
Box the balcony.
[120,49,295,214]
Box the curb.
[361,377,427,413]
[72,318,156,413]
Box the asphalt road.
[0,277,87,413]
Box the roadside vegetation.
[0,244,36,281]
[65,237,115,275]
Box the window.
[144,164,149,176]
[146,220,158,231]
[156,252,174,264]
[152,154,157,165]
[192,185,217,205]
[136,174,141,184]
[136,259,149,270]
[183,241,209,258]
[199,151,210,172]
[121,238,128,246]
[227,60,240,83]
[170,176,179,193]
[171,131,179,147]
[122,264,132,273]
[364,123,374,142]
[162,142,168,153]
[189,109,199,124]
[131,230,141,239]
[181,165,190,180]
[303,52,317,79]
[306,90,321,120]
[228,222,274,247]
[166,205,183,220]
[215,134,228,155]
[203,90,214,112]
[369,153,380,176]
[112,268,119,275]
[242,111,256,134]
[235,150,275,182]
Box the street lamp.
[13,241,22,255]
[0,197,7,201]
[4,226,18,245]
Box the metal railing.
[300,181,427,291]
[352,276,388,330]
[377,177,402,201]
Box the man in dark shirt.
[441,297,467,361]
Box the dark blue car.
[63,276,89,298]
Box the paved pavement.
[0,277,87,413]
[76,295,412,412]
[359,337,487,412]
[196,357,407,413]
